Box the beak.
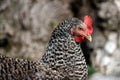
[85,35,92,42]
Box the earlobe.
[70,28,75,35]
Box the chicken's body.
[0,55,66,80]
[0,16,93,80]
[41,18,88,80]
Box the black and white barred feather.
[41,18,88,80]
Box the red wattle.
[74,36,85,43]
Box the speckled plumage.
[0,18,88,80]
[41,18,88,80]
[0,55,68,80]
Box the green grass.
[88,65,96,76]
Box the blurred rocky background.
[0,0,72,60]
[0,0,120,79]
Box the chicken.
[0,55,67,80]
[0,15,93,80]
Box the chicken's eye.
[76,25,83,30]
[79,27,83,30]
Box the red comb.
[84,15,93,35]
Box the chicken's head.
[70,15,93,42]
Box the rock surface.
[89,72,120,80]
[0,0,72,60]
[90,0,120,79]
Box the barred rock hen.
[0,15,93,80]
